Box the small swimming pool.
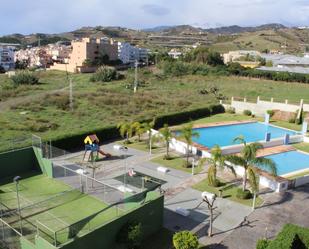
[190,122,297,148]
[264,150,309,176]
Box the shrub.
[226,107,236,114]
[243,110,252,116]
[11,70,39,85]
[295,108,303,125]
[173,231,199,249]
[288,117,296,123]
[117,222,143,249]
[267,110,275,117]
[43,93,70,110]
[90,66,119,82]
[264,224,309,249]
[256,239,270,249]
[236,189,252,199]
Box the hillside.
[1,24,309,53]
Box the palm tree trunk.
[243,169,247,191]
[186,144,190,167]
[166,141,169,157]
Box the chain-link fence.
[0,203,22,249]
[0,218,22,249]
[52,162,125,205]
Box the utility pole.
[133,60,138,93]
[69,78,73,112]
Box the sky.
[1,0,309,35]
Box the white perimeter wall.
[225,97,307,117]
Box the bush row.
[159,60,309,84]
[51,104,225,151]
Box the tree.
[179,123,199,167]
[131,121,144,142]
[200,145,235,187]
[173,231,199,249]
[0,65,5,74]
[226,136,277,191]
[159,124,173,159]
[118,122,133,144]
[90,66,118,82]
[15,59,28,70]
[142,119,156,153]
[206,51,224,66]
[117,222,143,249]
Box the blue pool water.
[264,151,309,175]
[191,122,297,148]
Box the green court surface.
[0,174,120,246]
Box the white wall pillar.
[257,96,260,103]
[244,98,247,102]
[271,98,274,102]
[285,99,288,104]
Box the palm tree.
[159,124,173,159]
[226,136,277,191]
[200,145,236,186]
[117,122,133,144]
[131,121,144,142]
[142,119,155,153]
[179,123,199,167]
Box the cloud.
[141,4,170,16]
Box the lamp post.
[13,176,22,235]
[201,192,217,237]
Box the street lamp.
[13,176,22,235]
[201,191,217,237]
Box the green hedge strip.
[52,104,225,151]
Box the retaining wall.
[0,147,40,180]
[225,97,306,117]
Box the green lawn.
[126,140,164,154]
[172,113,254,129]
[2,70,309,152]
[292,142,309,153]
[151,154,203,174]
[0,174,118,245]
[192,178,263,207]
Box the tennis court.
[0,173,120,246]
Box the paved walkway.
[218,184,309,249]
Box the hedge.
[264,224,309,249]
[160,60,309,84]
[51,104,225,151]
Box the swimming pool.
[264,150,309,176]
[191,122,297,148]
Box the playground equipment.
[83,134,111,162]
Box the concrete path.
[219,184,309,249]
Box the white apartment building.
[118,42,148,64]
[0,44,16,70]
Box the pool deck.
[192,120,256,129]
[256,145,295,157]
